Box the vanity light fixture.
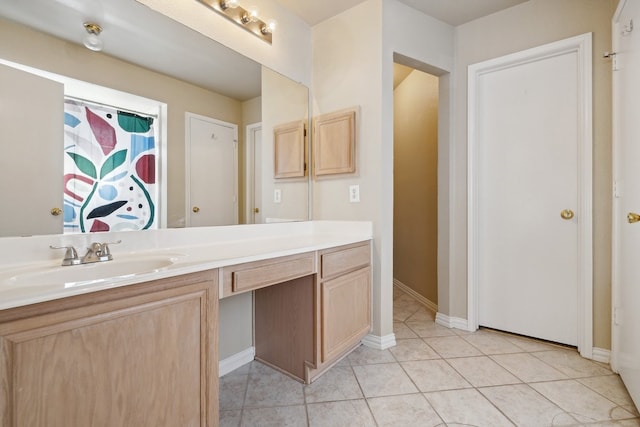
[261,19,277,35]
[196,0,273,44]
[82,22,104,52]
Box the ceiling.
[0,0,529,101]
[274,0,529,27]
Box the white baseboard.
[219,347,255,377]
[393,279,438,312]
[435,312,473,332]
[591,347,610,364]
[362,333,397,350]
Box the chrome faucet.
[81,242,109,263]
[50,240,121,266]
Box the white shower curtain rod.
[64,95,159,119]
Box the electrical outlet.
[274,189,282,203]
[349,185,360,203]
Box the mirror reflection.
[0,0,309,238]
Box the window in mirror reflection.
[63,98,159,233]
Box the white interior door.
[468,35,592,351]
[186,114,238,227]
[612,0,640,408]
[0,64,63,236]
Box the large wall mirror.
[0,0,310,238]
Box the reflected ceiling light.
[196,0,273,44]
[220,0,238,10]
[240,6,259,24]
[82,22,103,51]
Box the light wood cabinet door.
[312,108,357,177]
[0,271,218,427]
[274,120,307,178]
[321,267,371,362]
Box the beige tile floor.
[219,287,640,426]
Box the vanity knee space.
[219,241,372,383]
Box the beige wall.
[313,0,455,340]
[393,67,438,304]
[312,0,387,336]
[453,0,616,349]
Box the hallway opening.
[392,62,439,312]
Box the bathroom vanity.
[0,221,372,426]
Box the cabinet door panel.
[1,278,217,427]
[321,267,371,362]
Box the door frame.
[245,122,262,224]
[184,112,238,227]
[467,33,593,358]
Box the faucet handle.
[100,240,122,259]
[50,245,81,266]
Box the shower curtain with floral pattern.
[63,99,158,233]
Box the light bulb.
[248,6,259,21]
[261,19,277,34]
[240,5,259,24]
[220,0,238,10]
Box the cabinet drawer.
[222,253,315,296]
[320,242,370,279]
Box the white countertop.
[0,221,372,310]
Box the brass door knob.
[628,212,640,223]
[560,209,574,220]
[192,206,200,213]
[253,208,260,214]
[51,207,62,216]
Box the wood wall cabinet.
[312,108,357,177]
[273,120,307,179]
[0,271,218,427]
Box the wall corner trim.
[362,333,396,350]
[393,279,438,312]
[435,312,472,332]
[219,346,255,377]
[591,347,611,364]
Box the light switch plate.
[349,185,360,203]
[274,189,282,203]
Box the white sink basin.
[4,256,182,288]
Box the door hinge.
[603,51,619,71]
[614,180,623,198]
